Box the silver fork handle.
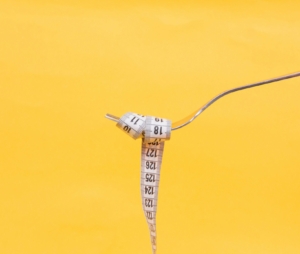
[105,71,300,131]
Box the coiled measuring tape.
[116,112,171,254]
[106,71,300,253]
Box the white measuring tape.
[106,71,300,254]
[116,112,171,254]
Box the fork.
[105,71,300,130]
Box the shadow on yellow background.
[0,1,299,253]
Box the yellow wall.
[0,1,299,253]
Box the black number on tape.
[146,161,157,170]
[145,186,154,195]
[146,211,153,219]
[148,138,161,146]
[146,149,157,157]
[123,125,131,133]
[148,142,158,146]
[131,116,139,125]
[146,174,155,182]
[145,199,153,207]
[154,126,163,135]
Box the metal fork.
[105,71,300,130]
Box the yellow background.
[0,1,300,253]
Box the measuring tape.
[106,71,300,253]
[116,112,171,254]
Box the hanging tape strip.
[116,112,172,254]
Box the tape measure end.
[105,113,119,123]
